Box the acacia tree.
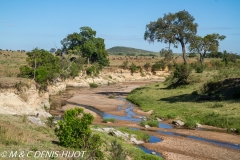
[61,26,109,66]
[144,10,198,64]
[189,34,226,65]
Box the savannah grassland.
[127,62,240,131]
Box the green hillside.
[107,46,159,56]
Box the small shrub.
[152,60,166,72]
[89,83,98,88]
[108,95,115,99]
[22,115,27,123]
[143,62,151,71]
[103,118,115,123]
[109,140,128,160]
[173,63,192,84]
[122,60,128,69]
[130,62,137,74]
[195,65,205,73]
[140,120,158,127]
[46,116,56,128]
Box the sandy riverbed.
[58,80,240,160]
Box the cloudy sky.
[1,0,239,53]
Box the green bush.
[89,83,98,88]
[143,62,151,71]
[55,108,103,159]
[152,60,166,72]
[130,62,137,74]
[108,95,115,99]
[102,118,115,123]
[173,63,192,84]
[140,120,159,127]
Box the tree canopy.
[144,10,198,64]
[61,26,109,66]
[189,34,226,64]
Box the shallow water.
[137,146,163,158]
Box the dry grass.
[0,50,28,77]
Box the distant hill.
[107,46,159,56]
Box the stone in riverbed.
[172,120,185,126]
[145,125,150,128]
[130,137,144,145]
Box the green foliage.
[189,34,226,64]
[18,48,61,90]
[143,62,151,71]
[55,108,103,159]
[61,26,109,67]
[46,116,56,128]
[151,60,166,72]
[173,63,192,84]
[140,120,159,127]
[108,140,128,160]
[144,10,198,64]
[222,50,239,65]
[102,118,115,123]
[108,94,115,99]
[159,48,173,62]
[89,83,98,88]
[130,62,137,74]
[190,62,205,73]
[184,117,197,128]
[86,63,101,76]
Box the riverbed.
[52,80,240,160]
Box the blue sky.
[1,0,240,53]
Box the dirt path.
[58,80,240,160]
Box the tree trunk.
[180,41,187,64]
[200,54,204,65]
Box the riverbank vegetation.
[0,113,163,160]
[127,58,240,132]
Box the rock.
[230,128,237,131]
[91,128,104,132]
[145,125,150,128]
[130,137,144,145]
[102,127,114,132]
[172,120,185,126]
[196,123,202,128]
[152,152,156,155]
[27,116,45,126]
[156,118,162,122]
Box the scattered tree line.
[18,27,109,90]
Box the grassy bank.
[0,115,162,160]
[127,69,240,131]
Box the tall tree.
[61,26,109,66]
[189,34,226,64]
[144,10,198,64]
